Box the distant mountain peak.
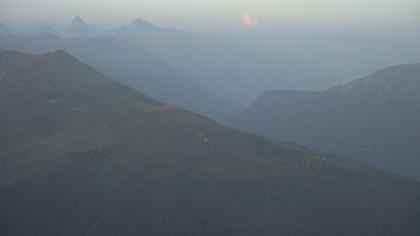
[71,16,86,25]
[128,18,158,30]
[130,18,149,25]
[65,16,90,37]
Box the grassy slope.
[0,50,419,236]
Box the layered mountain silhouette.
[0,32,237,121]
[219,30,420,85]
[232,64,420,178]
[64,16,103,37]
[1,49,420,235]
[105,18,337,105]
[3,17,419,106]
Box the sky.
[1,0,419,35]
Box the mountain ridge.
[232,63,420,177]
[1,49,420,235]
[327,63,420,103]
[0,32,238,121]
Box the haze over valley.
[1,0,420,235]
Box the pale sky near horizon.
[1,0,419,34]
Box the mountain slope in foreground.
[232,64,420,178]
[0,50,419,236]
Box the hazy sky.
[1,0,419,33]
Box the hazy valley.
[1,2,420,235]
